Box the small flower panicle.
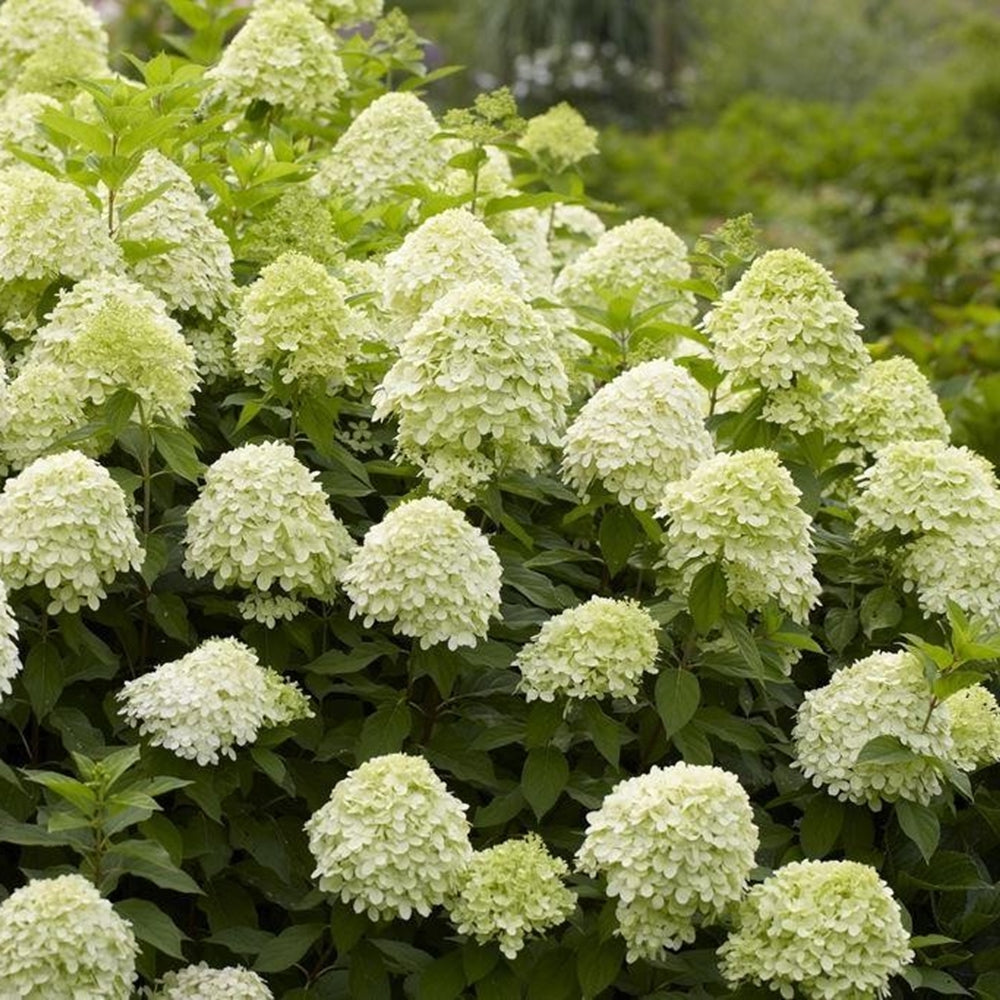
[657,449,820,623]
[305,753,472,920]
[947,684,1000,771]
[0,450,144,614]
[238,185,342,267]
[0,92,60,169]
[718,860,913,1000]
[514,597,660,702]
[487,207,555,297]
[381,208,527,325]
[792,650,953,808]
[520,102,598,172]
[0,873,137,999]
[854,440,1000,536]
[147,963,273,999]
[232,251,363,388]
[310,92,445,206]
[549,204,606,269]
[448,834,576,958]
[118,637,312,765]
[342,497,502,650]
[704,247,867,390]
[205,0,347,117]
[833,357,950,453]
[373,280,569,499]
[183,441,356,601]
[553,217,697,347]
[562,358,713,510]
[576,763,758,961]
[0,579,23,700]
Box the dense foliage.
[1,1,1000,998]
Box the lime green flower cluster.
[147,963,273,999]
[520,102,599,173]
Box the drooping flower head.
[373,280,569,499]
[116,151,235,319]
[704,248,867,390]
[232,251,363,388]
[305,752,472,920]
[147,963,273,999]
[342,497,502,650]
[947,684,1000,772]
[718,860,913,1000]
[0,874,137,999]
[0,0,107,89]
[448,834,576,958]
[206,0,347,117]
[553,217,697,347]
[832,356,949,454]
[562,358,713,510]
[793,650,954,808]
[0,165,121,290]
[657,448,820,623]
[514,597,660,702]
[0,579,22,701]
[381,208,527,326]
[520,102,598,173]
[576,763,758,961]
[118,637,312,765]
[854,440,1000,537]
[0,450,144,614]
[183,441,356,601]
[310,92,445,206]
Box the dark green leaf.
[580,701,621,767]
[598,506,637,577]
[577,936,625,998]
[824,607,858,653]
[357,702,412,763]
[115,898,188,959]
[22,644,63,720]
[521,747,569,819]
[655,668,700,739]
[799,794,845,859]
[896,799,940,864]
[688,561,727,633]
[253,923,324,973]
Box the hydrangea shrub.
[0,4,997,998]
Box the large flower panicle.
[718,860,913,1000]
[947,684,1000,772]
[183,441,356,602]
[373,280,569,499]
[0,450,144,614]
[553,217,697,347]
[310,92,445,206]
[520,102,598,173]
[514,597,660,702]
[0,0,107,89]
[0,165,121,289]
[233,251,363,387]
[116,151,235,319]
[0,874,137,999]
[305,753,472,920]
[342,497,502,650]
[205,0,347,117]
[704,248,867,390]
[562,358,713,510]
[146,963,273,999]
[448,834,576,958]
[792,650,954,808]
[832,357,949,454]
[576,763,759,961]
[381,208,527,327]
[854,440,1000,537]
[0,579,23,701]
[118,637,312,765]
[657,448,820,623]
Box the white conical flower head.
[183,441,356,600]
[0,873,137,999]
[382,208,527,326]
[305,752,472,920]
[342,497,502,650]
[657,448,820,623]
[718,860,913,1000]
[793,650,954,808]
[116,151,235,318]
[562,358,714,510]
[118,637,312,765]
[514,597,660,702]
[0,450,144,614]
[147,962,273,999]
[704,247,867,390]
[373,280,569,499]
[576,763,759,961]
